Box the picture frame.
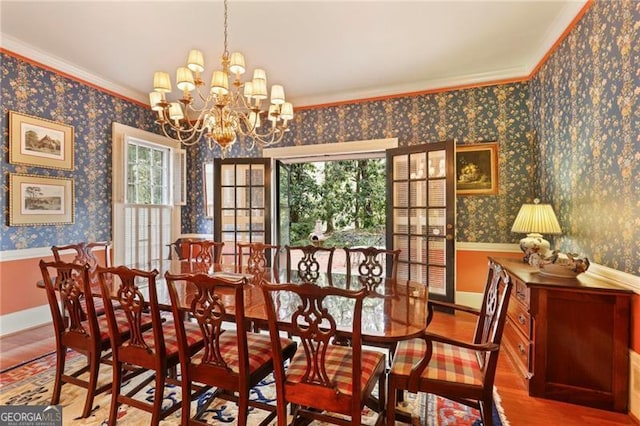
[9,174,75,226]
[456,142,498,195]
[9,111,74,170]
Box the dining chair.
[237,242,280,284]
[39,260,132,418]
[167,237,204,260]
[187,240,224,264]
[165,271,297,426]
[344,246,400,290]
[344,246,401,359]
[284,244,335,283]
[386,260,512,426]
[261,281,387,426]
[51,241,112,274]
[96,265,203,425]
[51,241,112,314]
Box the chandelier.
[148,0,293,153]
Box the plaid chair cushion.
[122,321,202,357]
[286,344,385,397]
[191,332,294,374]
[91,309,152,341]
[391,338,483,386]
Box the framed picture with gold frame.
[456,142,498,195]
[9,111,74,170]
[9,174,75,226]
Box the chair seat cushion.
[131,321,202,357]
[191,332,295,374]
[286,344,385,397]
[91,310,152,341]
[391,338,483,386]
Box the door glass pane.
[393,182,408,207]
[429,209,446,236]
[429,266,446,295]
[221,165,235,185]
[393,155,408,180]
[428,180,446,206]
[236,164,250,185]
[251,187,265,208]
[393,209,408,233]
[428,150,446,177]
[428,237,446,265]
[222,188,235,208]
[410,152,426,179]
[410,181,426,207]
[251,165,264,185]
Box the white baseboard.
[0,304,50,337]
[455,291,483,309]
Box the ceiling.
[1,1,586,108]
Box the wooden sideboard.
[490,257,632,412]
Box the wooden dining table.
[41,259,430,344]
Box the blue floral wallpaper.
[3,0,637,277]
[186,83,536,242]
[530,0,639,274]
[1,53,158,250]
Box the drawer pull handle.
[518,343,526,355]
[516,291,526,301]
[518,314,526,325]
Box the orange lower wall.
[0,251,109,315]
[455,250,521,292]
[1,256,51,313]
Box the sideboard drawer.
[503,317,531,381]
[511,277,530,306]
[507,296,531,338]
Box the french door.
[386,141,455,302]
[212,158,272,265]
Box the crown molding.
[1,34,147,104]
[295,67,529,109]
[526,0,591,76]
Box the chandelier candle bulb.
[149,92,164,111]
[211,71,229,95]
[281,102,294,121]
[248,111,260,128]
[153,71,172,93]
[252,68,267,81]
[271,85,285,104]
[176,67,195,92]
[187,49,205,73]
[229,52,246,75]
[168,102,184,122]
[251,78,268,100]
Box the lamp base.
[519,233,553,263]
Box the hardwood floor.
[0,313,636,425]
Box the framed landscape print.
[9,111,74,170]
[456,142,498,195]
[9,174,75,226]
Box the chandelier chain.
[223,0,228,55]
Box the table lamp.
[511,198,562,263]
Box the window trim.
[112,123,183,266]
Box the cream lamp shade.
[511,198,561,263]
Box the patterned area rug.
[0,351,508,425]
